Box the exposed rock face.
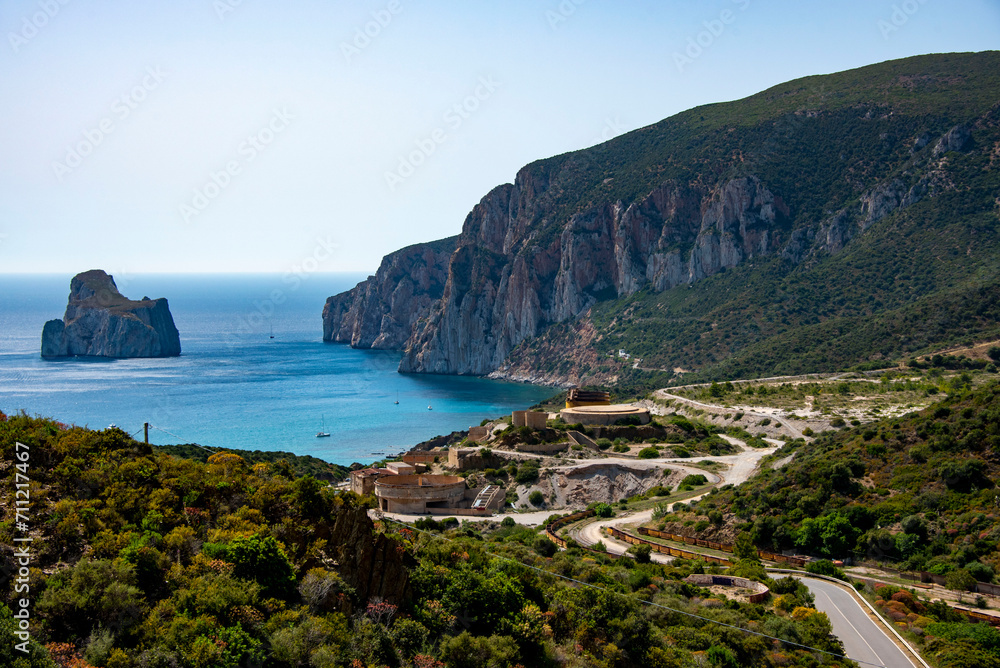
[329,506,412,605]
[322,237,456,349]
[328,156,947,377]
[41,270,180,358]
[933,124,972,156]
[325,85,979,378]
[395,174,791,375]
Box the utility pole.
[144,422,149,445]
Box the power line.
[146,424,218,454]
[383,517,889,668]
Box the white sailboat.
[316,415,331,438]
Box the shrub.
[806,560,846,581]
[534,536,557,557]
[515,463,540,484]
[637,446,660,459]
[593,503,614,518]
[680,474,708,487]
[628,543,652,564]
[528,490,545,506]
[596,438,613,450]
[830,417,846,427]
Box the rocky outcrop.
[322,237,456,349]
[324,59,989,379]
[329,506,412,605]
[41,270,180,358]
[395,174,790,375]
[933,124,972,156]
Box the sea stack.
[41,270,181,358]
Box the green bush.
[534,536,557,557]
[515,462,540,484]
[528,490,545,506]
[628,543,652,563]
[680,474,708,487]
[594,503,614,518]
[637,446,660,459]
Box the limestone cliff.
[41,270,181,358]
[322,52,992,380]
[323,237,456,349]
[396,174,795,375]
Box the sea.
[0,273,556,465]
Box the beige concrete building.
[385,461,416,476]
[512,410,548,429]
[374,474,466,513]
[350,468,380,496]
[467,425,490,442]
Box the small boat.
[269,323,275,339]
[316,415,331,438]
[428,405,433,410]
[394,390,399,405]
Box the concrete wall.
[448,447,484,471]
[467,426,489,442]
[402,452,440,465]
[512,411,548,428]
[350,469,379,496]
[559,405,651,426]
[684,574,770,603]
[516,441,570,454]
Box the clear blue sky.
[1,0,998,274]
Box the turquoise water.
[0,274,556,464]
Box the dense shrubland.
[3,411,853,668]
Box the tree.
[628,543,652,564]
[534,536,557,558]
[733,531,759,563]
[593,503,614,518]
[229,533,296,598]
[946,568,978,593]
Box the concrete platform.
[559,404,651,426]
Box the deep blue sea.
[0,274,555,465]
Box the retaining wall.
[684,574,770,603]
[637,527,811,568]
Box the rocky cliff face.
[329,505,412,605]
[396,173,797,375]
[41,270,181,358]
[324,79,979,379]
[322,237,456,349]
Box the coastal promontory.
[41,270,181,358]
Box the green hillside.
[499,51,1000,388]
[527,51,1000,237]
[1,411,855,668]
[674,381,1000,579]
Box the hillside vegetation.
[3,410,855,668]
[487,51,1000,389]
[671,382,1000,581]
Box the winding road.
[788,575,920,668]
[566,437,923,668]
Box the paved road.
[789,575,919,668]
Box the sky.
[1,0,998,276]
